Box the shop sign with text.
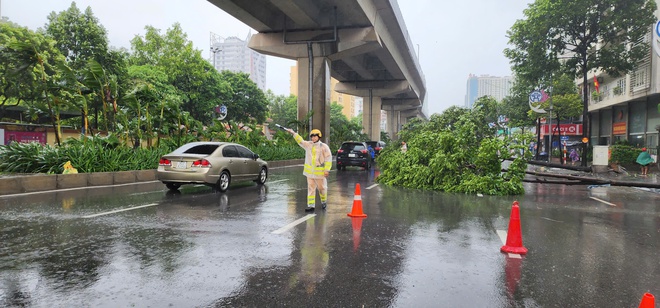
[612,122,627,135]
[540,124,582,136]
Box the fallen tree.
[519,169,660,189]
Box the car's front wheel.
[165,183,181,191]
[216,170,231,192]
[256,167,268,185]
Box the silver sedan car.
[157,142,268,192]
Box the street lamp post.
[210,46,221,70]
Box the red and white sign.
[612,122,627,135]
[4,131,47,145]
[540,124,582,136]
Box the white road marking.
[540,217,563,223]
[366,184,378,190]
[271,214,316,234]
[589,196,616,207]
[497,230,508,245]
[497,230,522,258]
[82,203,158,218]
[0,181,160,199]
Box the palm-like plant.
[83,60,119,133]
[7,40,68,145]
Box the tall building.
[464,74,514,108]
[580,21,659,151]
[210,32,267,91]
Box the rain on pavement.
[1,166,659,307]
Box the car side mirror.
[253,153,259,160]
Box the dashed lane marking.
[271,214,316,234]
[82,203,158,218]
[366,184,378,190]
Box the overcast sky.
[2,0,531,115]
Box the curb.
[0,159,304,196]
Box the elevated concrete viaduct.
[208,0,427,142]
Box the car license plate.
[177,161,187,169]
[348,153,356,158]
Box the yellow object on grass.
[62,161,78,174]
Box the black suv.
[336,142,371,170]
[365,141,386,157]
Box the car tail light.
[192,159,212,168]
[375,147,382,151]
[360,149,367,154]
[337,149,344,154]
[159,158,171,166]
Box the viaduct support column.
[362,91,382,140]
[386,108,400,140]
[297,57,331,143]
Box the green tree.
[130,24,229,125]
[219,71,268,124]
[505,0,657,165]
[121,65,181,148]
[0,22,47,111]
[3,25,70,144]
[45,3,130,133]
[328,103,366,151]
[377,107,529,195]
[266,90,297,127]
[500,82,536,131]
[45,2,109,72]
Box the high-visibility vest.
[294,134,332,178]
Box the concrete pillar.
[362,93,382,140]
[297,57,331,143]
[386,108,400,140]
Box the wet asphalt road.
[1,166,659,307]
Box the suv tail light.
[360,149,368,154]
[192,159,212,168]
[337,149,344,154]
[375,147,382,151]
[159,158,171,166]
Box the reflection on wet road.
[1,167,659,307]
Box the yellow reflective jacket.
[294,133,332,178]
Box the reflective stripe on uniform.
[304,164,326,175]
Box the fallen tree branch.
[504,169,660,189]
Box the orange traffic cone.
[639,293,655,308]
[347,183,367,217]
[501,201,528,255]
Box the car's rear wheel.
[256,167,268,185]
[365,161,371,170]
[217,170,231,192]
[165,183,181,191]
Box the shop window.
[630,134,644,148]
